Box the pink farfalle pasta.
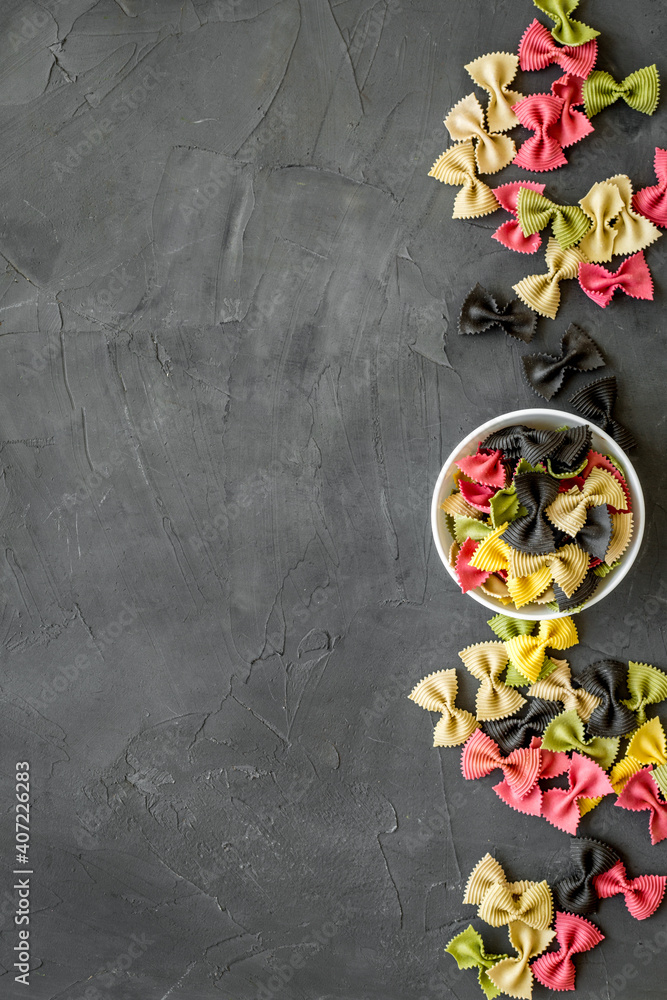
[615,769,667,845]
[593,859,667,920]
[456,536,493,594]
[518,19,598,77]
[550,74,594,149]
[578,252,654,308]
[532,911,604,992]
[633,148,667,227]
[494,737,569,816]
[512,93,568,172]
[456,447,507,488]
[459,478,497,512]
[461,728,542,799]
[492,181,546,254]
[541,752,614,834]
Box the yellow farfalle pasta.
[429,140,500,219]
[464,854,554,930]
[606,174,662,256]
[578,180,626,263]
[458,642,526,720]
[627,716,667,767]
[505,617,578,684]
[546,466,627,536]
[505,566,554,608]
[487,921,555,1000]
[508,543,589,599]
[408,668,479,747]
[444,93,516,174]
[527,660,600,721]
[512,238,587,320]
[605,512,634,565]
[465,52,524,133]
[469,522,511,573]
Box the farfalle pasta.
[458,642,527,720]
[445,925,508,1000]
[583,65,660,118]
[492,181,546,254]
[408,668,479,746]
[513,238,587,319]
[594,859,667,920]
[578,251,654,308]
[615,769,667,845]
[633,148,667,227]
[483,698,560,754]
[552,837,621,915]
[516,190,590,251]
[527,660,600,720]
[441,418,637,612]
[465,52,524,133]
[570,376,637,452]
[464,853,554,928]
[622,662,667,727]
[532,911,604,992]
[541,709,619,769]
[444,94,516,174]
[428,140,499,218]
[488,920,555,999]
[458,284,537,342]
[518,18,597,76]
[449,843,663,1000]
[532,0,599,46]
[420,6,665,992]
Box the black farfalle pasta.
[458,283,537,342]
[522,324,605,401]
[574,659,636,737]
[552,837,620,915]
[483,698,560,755]
[574,505,613,564]
[481,425,561,463]
[501,472,559,554]
[546,424,592,472]
[481,424,591,471]
[552,568,600,611]
[570,375,637,452]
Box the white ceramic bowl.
[431,408,644,620]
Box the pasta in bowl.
[431,409,644,619]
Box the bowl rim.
[431,408,645,620]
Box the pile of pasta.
[445,847,665,998]
[428,0,667,319]
[409,613,667,845]
[442,422,633,612]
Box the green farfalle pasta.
[487,614,535,642]
[654,763,667,799]
[515,458,547,475]
[517,188,591,250]
[445,925,509,1000]
[454,516,494,544]
[621,661,667,728]
[533,0,599,46]
[541,709,620,769]
[489,486,528,528]
[583,65,660,118]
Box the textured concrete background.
[0,0,666,997]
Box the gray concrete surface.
[0,0,666,997]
